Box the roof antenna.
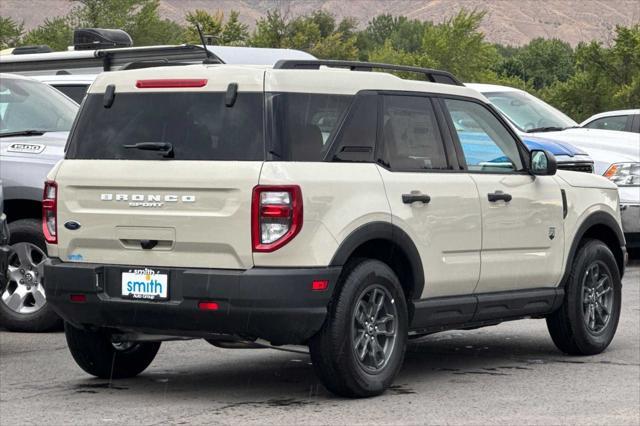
[195,23,219,64]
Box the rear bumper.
[43,259,341,345]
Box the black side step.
[410,287,564,334]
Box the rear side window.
[268,93,352,161]
[53,85,89,104]
[66,92,263,161]
[330,93,378,162]
[380,95,448,171]
[584,115,628,131]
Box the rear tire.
[309,259,408,398]
[65,322,161,379]
[0,219,61,332]
[547,239,621,355]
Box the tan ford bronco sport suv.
[43,60,626,397]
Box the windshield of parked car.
[0,78,78,136]
[483,90,578,133]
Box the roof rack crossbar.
[0,44,223,74]
[273,59,463,86]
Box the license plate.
[121,268,168,300]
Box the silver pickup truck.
[0,73,78,331]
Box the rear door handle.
[402,193,431,204]
[487,191,512,202]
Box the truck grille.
[557,162,594,173]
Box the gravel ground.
[1,263,638,425]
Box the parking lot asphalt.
[1,262,638,425]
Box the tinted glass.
[54,85,89,104]
[484,90,577,132]
[584,115,628,131]
[380,95,447,170]
[269,93,352,161]
[67,92,263,160]
[330,94,377,162]
[0,78,78,135]
[444,98,523,172]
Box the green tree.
[250,10,287,48]
[361,10,499,81]
[309,10,335,38]
[22,17,74,51]
[540,25,640,121]
[184,9,223,44]
[249,10,357,59]
[221,11,249,45]
[71,0,184,45]
[357,15,429,60]
[0,17,24,49]
[420,10,500,81]
[498,38,574,89]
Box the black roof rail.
[273,59,463,86]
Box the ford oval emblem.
[64,221,81,230]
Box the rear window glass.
[268,93,352,161]
[66,92,263,161]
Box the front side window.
[444,98,524,172]
[584,115,628,131]
[0,78,78,136]
[268,93,352,161]
[380,95,448,171]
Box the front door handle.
[487,191,512,202]
[402,193,431,204]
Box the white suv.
[43,60,627,397]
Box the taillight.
[252,185,302,252]
[42,181,57,244]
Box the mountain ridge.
[2,0,639,46]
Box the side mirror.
[530,149,557,176]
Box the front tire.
[309,259,408,398]
[65,322,161,379]
[0,219,61,332]
[547,239,621,355]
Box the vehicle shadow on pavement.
[66,329,565,401]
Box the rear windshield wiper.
[0,130,47,138]
[123,142,174,158]
[525,126,565,133]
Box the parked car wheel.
[65,322,161,379]
[547,239,621,355]
[309,259,408,398]
[0,219,61,332]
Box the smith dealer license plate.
[121,268,168,300]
